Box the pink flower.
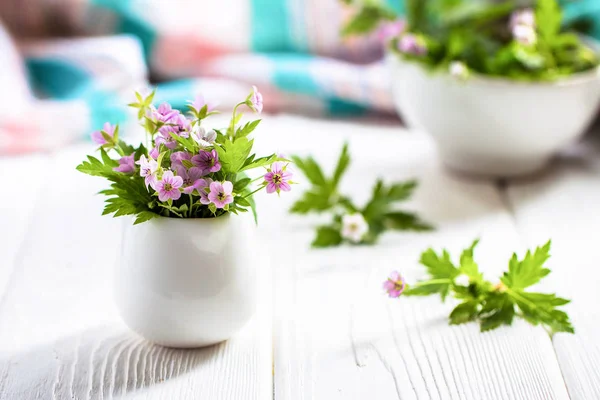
[155,170,183,202]
[149,145,159,160]
[176,166,205,194]
[136,154,159,189]
[383,271,406,298]
[192,177,213,204]
[513,24,537,46]
[113,154,135,174]
[188,95,217,113]
[377,20,405,43]
[170,151,192,169]
[151,103,179,123]
[192,149,221,175]
[398,34,427,56]
[208,181,234,208]
[264,162,292,194]
[91,122,116,145]
[249,85,263,114]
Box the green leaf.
[387,180,417,201]
[240,153,279,172]
[459,239,483,282]
[289,189,333,214]
[536,0,562,43]
[235,196,251,207]
[501,241,551,290]
[311,226,343,248]
[508,289,573,334]
[383,211,434,231]
[449,301,479,325]
[419,247,460,300]
[291,155,328,188]
[479,292,515,332]
[332,142,350,190]
[341,5,395,37]
[234,177,251,192]
[236,119,261,138]
[215,137,254,174]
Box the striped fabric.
[0,0,599,154]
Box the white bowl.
[387,51,600,177]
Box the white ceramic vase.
[115,213,257,348]
[387,50,600,177]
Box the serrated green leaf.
[501,241,551,290]
[215,137,254,174]
[332,142,350,190]
[291,155,328,188]
[383,211,434,231]
[341,5,395,37]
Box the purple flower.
[192,149,221,174]
[188,95,217,113]
[170,151,192,169]
[151,103,179,124]
[208,181,234,208]
[195,177,213,204]
[377,20,405,43]
[91,122,116,145]
[383,271,406,298]
[249,85,263,114]
[264,162,292,194]
[155,170,183,202]
[149,145,160,160]
[176,166,204,194]
[397,34,427,56]
[136,154,159,189]
[113,154,135,174]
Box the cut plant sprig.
[384,239,574,335]
[291,143,433,247]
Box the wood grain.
[0,145,271,400]
[505,131,600,400]
[264,116,570,400]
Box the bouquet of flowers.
[77,86,293,224]
[342,0,599,81]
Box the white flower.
[192,127,217,148]
[513,24,537,46]
[510,9,535,30]
[454,274,470,287]
[449,61,469,80]
[341,213,369,243]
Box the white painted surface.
[0,115,598,399]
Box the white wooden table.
[1,115,599,399]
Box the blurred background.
[0,0,599,155]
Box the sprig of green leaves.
[291,143,432,247]
[402,239,573,334]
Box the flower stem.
[228,102,245,139]
[243,185,265,199]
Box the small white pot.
[387,52,600,177]
[115,213,257,348]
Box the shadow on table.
[0,325,222,398]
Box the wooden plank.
[505,131,600,400]
[0,144,271,400]
[263,116,570,400]
[0,155,48,296]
